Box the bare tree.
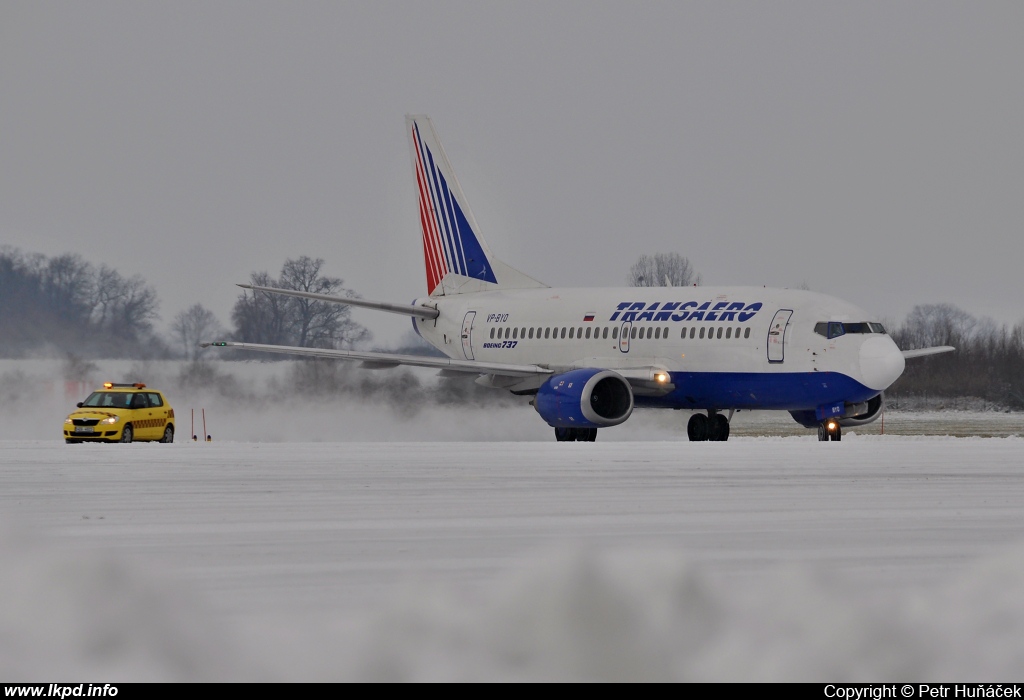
[91,265,159,338]
[900,303,977,349]
[628,253,701,287]
[43,253,94,323]
[279,256,369,349]
[171,304,226,360]
[231,271,292,345]
[231,257,370,349]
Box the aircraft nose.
[859,335,905,390]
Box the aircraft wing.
[200,341,553,378]
[901,346,955,359]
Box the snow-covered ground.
[2,359,1024,681]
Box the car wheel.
[160,425,174,443]
[120,425,133,444]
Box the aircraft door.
[461,311,476,360]
[767,309,793,363]
[619,322,631,353]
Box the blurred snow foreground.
[2,527,1023,682]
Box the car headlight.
[99,416,120,425]
[64,417,73,425]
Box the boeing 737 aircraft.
[204,115,953,442]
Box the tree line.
[0,247,160,357]
[1,246,1021,409]
[0,247,370,361]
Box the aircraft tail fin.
[407,115,546,297]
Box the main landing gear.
[687,410,731,442]
[818,420,842,441]
[554,427,598,442]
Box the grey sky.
[3,2,1022,346]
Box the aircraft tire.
[687,414,708,442]
[554,427,575,442]
[831,425,842,442]
[817,424,829,441]
[711,414,730,441]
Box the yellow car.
[64,383,175,444]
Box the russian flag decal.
[583,313,595,322]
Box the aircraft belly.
[634,371,877,411]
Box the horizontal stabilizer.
[901,346,955,359]
[200,340,552,378]
[238,284,439,319]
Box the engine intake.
[789,393,885,428]
[534,369,634,429]
[838,393,884,427]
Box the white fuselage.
[412,285,905,412]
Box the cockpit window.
[814,321,888,338]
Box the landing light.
[655,373,668,383]
[827,421,837,431]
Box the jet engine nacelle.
[789,393,885,428]
[837,393,884,427]
[534,368,634,429]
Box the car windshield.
[81,392,135,408]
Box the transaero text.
[610,301,763,324]
[824,686,1022,699]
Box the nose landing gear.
[818,420,842,441]
[687,410,732,442]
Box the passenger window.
[680,327,686,339]
[130,394,148,409]
[505,327,511,339]
[528,328,534,339]
[699,327,705,339]
[513,328,518,339]
[647,327,653,339]
[602,327,608,339]
[690,328,696,339]
[490,328,495,339]
[560,327,566,339]
[654,328,660,339]
[664,327,669,338]
[578,327,583,338]
[726,327,732,339]
[717,327,723,339]
[612,327,618,340]
[744,327,750,339]
[631,327,637,339]
[147,393,163,407]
